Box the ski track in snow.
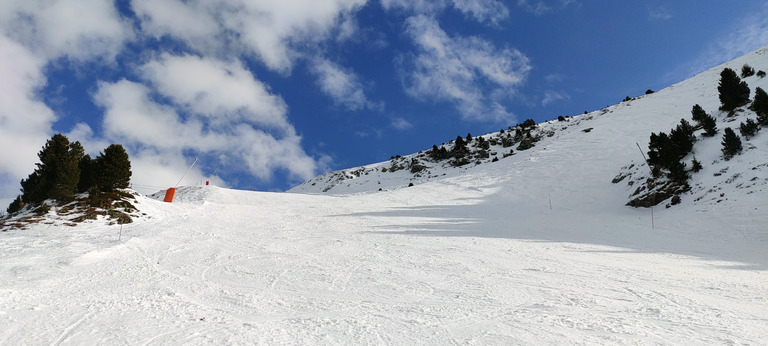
[0,183,766,344]
[1,47,768,344]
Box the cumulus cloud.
[0,35,56,180]
[140,54,292,131]
[391,117,414,130]
[400,15,531,122]
[132,0,367,73]
[310,57,378,111]
[0,0,132,62]
[94,55,320,189]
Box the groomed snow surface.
[1,180,766,344]
[2,48,768,344]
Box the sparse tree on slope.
[750,86,768,125]
[691,104,718,136]
[691,104,708,124]
[741,64,755,78]
[721,128,743,160]
[739,119,759,139]
[718,68,751,112]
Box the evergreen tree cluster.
[8,134,132,214]
[643,67,767,181]
[426,121,540,168]
[647,119,696,183]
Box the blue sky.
[1,0,768,201]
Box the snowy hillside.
[290,45,768,208]
[1,46,767,344]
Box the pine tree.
[95,144,132,192]
[6,195,24,214]
[701,114,718,137]
[741,64,755,78]
[739,119,759,139]
[668,160,688,184]
[454,135,465,151]
[750,86,768,125]
[670,118,696,157]
[721,128,743,160]
[718,68,751,112]
[77,154,95,193]
[647,132,675,169]
[691,156,703,173]
[21,134,83,203]
[691,104,707,124]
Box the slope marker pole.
[549,193,552,210]
[636,143,654,229]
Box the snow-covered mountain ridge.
[290,45,768,211]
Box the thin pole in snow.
[175,158,198,188]
[636,142,649,163]
[636,142,654,229]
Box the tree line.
[7,134,132,214]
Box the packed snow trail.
[1,184,766,344]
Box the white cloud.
[381,0,508,24]
[94,55,320,187]
[0,35,55,180]
[65,123,110,158]
[452,0,509,24]
[132,0,368,73]
[541,90,569,107]
[401,15,531,122]
[391,117,413,130]
[140,54,292,131]
[0,0,132,62]
[131,0,221,52]
[647,5,672,20]
[544,73,565,84]
[380,0,448,14]
[310,58,377,111]
[516,0,576,16]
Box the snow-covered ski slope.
[1,46,767,344]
